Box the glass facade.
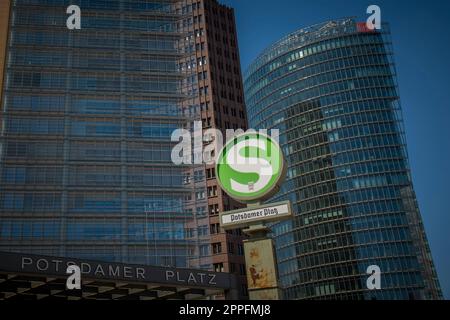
[0,0,212,269]
[244,18,442,299]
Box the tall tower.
[244,18,442,299]
[180,0,249,298]
[0,0,209,271]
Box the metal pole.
[242,203,282,300]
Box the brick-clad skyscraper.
[182,0,249,298]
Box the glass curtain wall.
[0,0,211,270]
[244,18,442,299]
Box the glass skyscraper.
[0,0,212,269]
[244,18,442,299]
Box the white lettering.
[123,266,133,278]
[208,274,217,285]
[166,270,175,280]
[94,264,105,277]
[109,265,120,277]
[21,257,32,269]
[136,267,145,279]
[66,265,81,290]
[187,273,197,283]
[171,129,192,165]
[80,262,91,274]
[52,260,62,272]
[36,259,48,271]
[366,5,381,30]
[66,5,81,30]
[366,265,381,290]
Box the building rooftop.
[244,17,392,80]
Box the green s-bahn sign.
[217,132,290,301]
[216,132,287,203]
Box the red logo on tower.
[357,22,376,33]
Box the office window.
[214,263,224,273]
[210,223,220,234]
[212,242,222,254]
[207,186,217,197]
[209,204,219,215]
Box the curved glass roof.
[244,17,358,79]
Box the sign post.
[216,132,292,300]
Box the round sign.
[216,132,286,203]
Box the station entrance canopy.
[0,251,238,300]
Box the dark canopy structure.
[0,252,239,300]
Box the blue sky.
[220,0,450,299]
